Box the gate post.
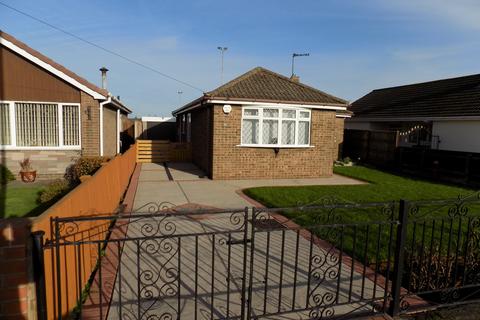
[31,231,47,320]
[246,207,257,320]
[240,207,250,320]
[388,200,409,317]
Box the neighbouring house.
[172,67,349,179]
[0,30,132,179]
[347,74,480,153]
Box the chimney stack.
[290,74,300,83]
[99,67,109,90]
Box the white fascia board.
[336,114,352,118]
[172,103,202,116]
[349,116,480,122]
[1,37,106,100]
[206,99,347,111]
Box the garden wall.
[0,219,36,319]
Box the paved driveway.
[106,162,383,319]
[134,163,365,209]
[108,212,384,320]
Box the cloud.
[390,43,475,62]
[378,0,480,30]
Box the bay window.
[0,101,80,149]
[241,106,311,147]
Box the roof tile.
[351,74,480,118]
[207,67,347,105]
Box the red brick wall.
[0,219,35,319]
[210,105,336,179]
[335,117,345,160]
[81,92,101,157]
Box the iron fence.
[33,194,480,319]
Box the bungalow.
[347,74,480,153]
[172,67,349,179]
[0,30,132,179]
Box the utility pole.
[291,53,310,76]
[217,46,228,84]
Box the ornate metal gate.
[37,195,480,319]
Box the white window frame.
[239,105,313,148]
[0,100,81,150]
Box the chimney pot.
[99,67,109,90]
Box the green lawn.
[244,166,478,263]
[0,185,46,218]
[245,165,474,207]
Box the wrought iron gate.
[37,195,480,319]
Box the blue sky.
[1,0,480,116]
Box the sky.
[1,0,480,117]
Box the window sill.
[236,144,314,149]
[0,146,81,151]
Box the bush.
[0,164,15,184]
[66,156,109,184]
[38,179,71,204]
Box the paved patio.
[134,162,365,209]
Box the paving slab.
[167,162,208,180]
[141,163,167,171]
[138,169,170,182]
[134,181,188,210]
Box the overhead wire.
[0,0,205,93]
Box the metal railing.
[32,194,480,319]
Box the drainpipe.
[99,97,112,156]
[116,109,121,154]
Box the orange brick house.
[172,67,350,179]
[0,30,132,179]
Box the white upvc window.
[0,101,81,150]
[241,106,311,147]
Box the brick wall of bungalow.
[181,104,343,180]
[80,92,102,157]
[208,105,336,179]
[335,117,345,160]
[0,150,81,180]
[190,106,213,174]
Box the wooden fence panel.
[344,129,480,186]
[136,139,192,163]
[343,129,397,165]
[31,144,137,319]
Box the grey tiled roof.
[350,74,480,119]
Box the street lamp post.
[217,46,228,84]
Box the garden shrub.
[38,179,71,204]
[0,164,15,184]
[66,156,109,184]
